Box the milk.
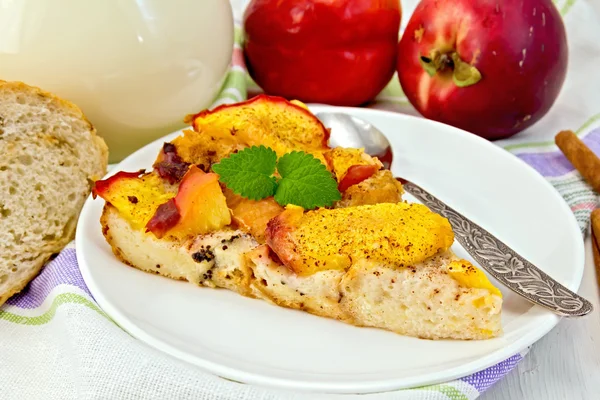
[0,0,234,162]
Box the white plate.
[76,105,585,394]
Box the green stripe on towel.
[414,384,469,400]
[0,293,108,325]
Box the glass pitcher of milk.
[0,0,234,162]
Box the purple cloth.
[461,354,523,392]
[515,127,600,177]
[6,248,91,309]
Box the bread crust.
[0,254,47,305]
[0,80,109,174]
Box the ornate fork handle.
[399,178,593,317]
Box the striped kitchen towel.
[2,0,598,399]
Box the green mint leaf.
[212,145,278,200]
[274,151,341,209]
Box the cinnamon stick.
[589,209,600,287]
[555,130,600,193]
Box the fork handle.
[399,178,593,318]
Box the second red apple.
[396,0,568,140]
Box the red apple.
[396,0,568,140]
[243,0,402,106]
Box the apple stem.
[419,50,482,87]
[451,53,482,87]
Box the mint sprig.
[211,146,341,209]
[211,145,278,200]
[275,151,341,209]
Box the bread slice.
[101,204,502,340]
[0,80,108,305]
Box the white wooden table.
[481,236,600,400]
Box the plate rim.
[76,105,585,394]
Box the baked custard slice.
[258,203,502,340]
[94,95,502,340]
[99,191,502,340]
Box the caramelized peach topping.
[149,166,231,239]
[93,166,231,239]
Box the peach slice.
[265,205,352,276]
[148,165,232,239]
[446,260,502,298]
[223,188,284,243]
[324,147,380,181]
[184,94,331,162]
[323,147,383,191]
[92,170,176,230]
[165,129,244,173]
[266,202,455,276]
[338,165,380,192]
